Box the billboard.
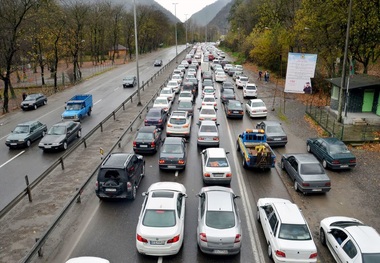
[284,53,317,94]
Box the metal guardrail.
[17,47,190,262]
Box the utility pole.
[173,3,178,63]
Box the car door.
[313,139,325,160]
[34,122,44,140]
[177,193,186,242]
[326,228,350,262]
[246,100,251,112]
[67,123,75,142]
[29,123,37,141]
[197,192,206,237]
[260,205,275,242]
[284,156,296,181]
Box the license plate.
[213,173,224,177]
[10,143,17,146]
[341,165,348,168]
[150,240,165,245]
[44,145,51,148]
[105,188,117,192]
[167,165,176,169]
[23,106,29,108]
[233,111,239,113]
[312,189,322,192]
[140,145,148,148]
[274,138,282,141]
[213,250,228,254]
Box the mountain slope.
[207,0,233,34]
[189,0,232,26]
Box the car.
[173,69,183,78]
[196,186,242,255]
[215,72,227,83]
[95,152,144,200]
[226,67,237,77]
[65,257,110,263]
[211,59,220,70]
[159,137,187,170]
[236,75,249,89]
[171,74,183,86]
[180,60,189,68]
[187,68,197,77]
[177,64,186,73]
[224,100,244,119]
[281,153,331,194]
[38,121,81,151]
[201,94,217,107]
[319,216,380,263]
[223,64,234,73]
[5,120,47,149]
[198,105,217,122]
[306,137,356,169]
[213,64,223,72]
[185,74,198,86]
[197,120,220,147]
[136,182,187,256]
[166,111,192,138]
[177,100,194,116]
[220,88,236,104]
[20,93,47,110]
[154,59,163,66]
[201,147,232,185]
[202,86,216,98]
[202,71,213,81]
[153,97,172,113]
[122,75,137,88]
[133,126,162,154]
[232,70,244,81]
[185,53,192,63]
[144,107,167,129]
[256,198,318,263]
[167,80,180,94]
[178,90,194,103]
[202,79,213,88]
[221,81,234,91]
[256,121,287,146]
[243,83,258,98]
[160,87,175,101]
[235,65,243,71]
[181,81,197,95]
[245,99,267,118]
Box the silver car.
[256,121,287,147]
[197,121,220,147]
[197,186,242,255]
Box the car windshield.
[48,126,66,135]
[124,77,134,81]
[14,125,29,133]
[66,104,82,110]
[329,144,350,154]
[161,144,183,154]
[229,102,242,109]
[207,157,228,167]
[147,111,160,117]
[200,109,216,115]
[200,125,217,133]
[143,209,176,227]
[362,253,380,263]
[170,118,186,125]
[300,163,325,174]
[136,132,154,140]
[204,89,214,93]
[252,102,265,107]
[267,125,284,133]
[278,224,312,240]
[24,94,38,101]
[206,211,235,229]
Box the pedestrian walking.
[264,71,270,83]
[258,70,262,81]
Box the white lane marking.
[114,87,119,91]
[175,171,179,177]
[225,120,265,262]
[0,151,25,168]
[94,99,102,105]
[157,257,163,263]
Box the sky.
[154,0,217,22]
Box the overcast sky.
[154,0,217,22]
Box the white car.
[173,69,183,78]
[224,64,233,73]
[201,94,217,107]
[236,75,249,88]
[187,68,197,77]
[167,80,180,94]
[202,86,216,98]
[178,90,194,103]
[215,72,227,83]
[181,60,189,68]
[213,64,223,72]
[172,74,182,85]
[257,198,318,263]
[177,64,186,73]
[197,120,220,147]
[136,182,187,256]
[235,65,243,71]
[201,148,231,184]
[243,83,258,98]
[245,99,267,118]
[160,87,175,101]
[153,96,172,113]
[320,216,380,263]
[198,105,217,122]
[167,111,192,138]
[65,257,109,263]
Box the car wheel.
[294,181,299,192]
[307,144,311,152]
[236,141,240,151]
[77,130,81,138]
[320,228,327,246]
[267,243,273,259]
[256,207,261,222]
[43,100,47,105]
[42,130,46,137]
[130,184,137,200]
[243,159,248,169]
[281,159,285,170]
[26,140,31,147]
[33,104,37,110]
[63,141,68,150]
[322,159,328,169]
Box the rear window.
[200,125,217,133]
[170,118,186,125]
[252,101,265,107]
[200,109,216,115]
[246,85,256,90]
[136,132,154,140]
[161,144,184,154]
[143,209,176,227]
[278,224,312,240]
[240,77,248,81]
[206,211,235,229]
[207,157,228,167]
[180,93,192,98]
[203,97,215,102]
[300,163,325,174]
[147,111,160,117]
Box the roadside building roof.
[326,74,380,90]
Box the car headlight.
[18,139,25,142]
[52,142,61,146]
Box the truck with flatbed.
[236,129,276,169]
[62,94,93,122]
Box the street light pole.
[133,0,142,106]
[173,3,178,63]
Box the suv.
[243,83,258,98]
[95,153,145,200]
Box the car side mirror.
[233,195,240,199]
[226,151,230,155]
[142,192,147,197]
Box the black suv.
[95,153,145,200]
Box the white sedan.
[178,90,194,103]
[198,105,217,122]
[202,86,216,98]
[215,72,227,82]
[136,182,187,256]
[245,98,267,118]
[201,94,217,107]
[153,96,172,113]
[320,216,380,263]
[172,74,182,85]
[160,87,175,101]
[167,80,180,93]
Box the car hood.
[62,110,81,117]
[7,133,28,140]
[40,134,66,144]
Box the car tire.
[307,144,311,152]
[42,130,46,137]
[63,141,68,150]
[294,181,299,192]
[77,130,81,138]
[267,243,273,259]
[320,228,327,246]
[87,108,91,116]
[256,207,261,222]
[43,100,47,105]
[130,184,137,200]
[26,140,31,147]
[34,104,37,110]
[322,159,328,169]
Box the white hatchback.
[243,83,258,98]
[136,182,187,256]
[201,148,232,185]
[245,99,267,118]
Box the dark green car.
[5,120,47,148]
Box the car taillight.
[227,110,231,114]
[226,173,232,177]
[212,118,216,121]
[158,119,162,123]
[349,159,356,163]
[151,141,155,147]
[302,182,310,187]
[325,182,331,187]
[332,160,340,164]
[199,233,207,242]
[137,234,148,243]
[275,250,286,258]
[204,173,210,177]
[144,119,148,123]
[133,141,137,147]
[214,103,217,106]
[213,137,219,141]
[309,252,318,259]
[234,234,241,243]
[164,108,168,111]
[95,181,98,188]
[263,109,267,112]
[167,124,173,127]
[127,182,132,190]
[167,235,180,243]
[159,159,165,164]
[183,124,189,128]
[178,159,185,164]
[199,117,204,120]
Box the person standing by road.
[258,70,262,81]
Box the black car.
[154,59,163,66]
[256,121,288,147]
[95,153,145,200]
[5,120,47,148]
[133,126,162,154]
[144,107,168,129]
[224,100,244,119]
[227,67,237,77]
[178,100,194,116]
[38,121,81,151]
[221,81,234,91]
[20,93,47,110]
[122,76,137,88]
[220,89,236,104]
[159,137,187,170]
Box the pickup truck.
[236,129,276,169]
[62,94,93,122]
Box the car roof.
[205,147,227,158]
[259,199,305,224]
[345,225,380,253]
[53,121,72,127]
[290,154,319,164]
[164,137,184,144]
[148,107,163,113]
[206,190,233,212]
[101,153,132,168]
[18,120,38,126]
[250,99,264,103]
[138,126,157,132]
